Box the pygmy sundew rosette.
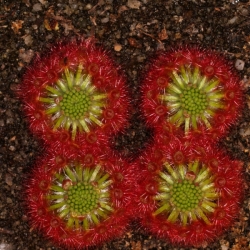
[18,38,130,143]
[141,46,244,139]
[25,149,136,249]
[135,139,243,247]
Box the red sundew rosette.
[134,139,243,247]
[140,46,244,141]
[24,147,136,249]
[17,37,130,146]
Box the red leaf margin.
[133,137,244,247]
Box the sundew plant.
[18,40,245,249]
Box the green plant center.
[180,86,208,115]
[153,161,219,226]
[158,65,225,133]
[39,64,108,139]
[66,182,99,214]
[60,89,90,119]
[171,180,202,211]
[45,163,114,230]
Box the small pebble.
[19,49,35,63]
[114,43,122,51]
[137,55,145,62]
[227,16,238,25]
[6,118,14,125]
[235,59,245,71]
[32,3,42,12]
[240,127,250,137]
[6,198,12,204]
[5,174,13,186]
[85,3,92,10]
[22,34,33,46]
[127,0,141,9]
[101,17,109,23]
[221,244,229,250]
[9,146,15,151]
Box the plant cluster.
[19,38,135,249]
[141,46,243,140]
[18,38,129,145]
[137,46,244,247]
[19,40,244,249]
[25,147,136,248]
[134,138,243,247]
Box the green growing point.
[39,64,108,139]
[46,163,113,230]
[66,182,99,214]
[159,65,225,134]
[153,161,219,226]
[171,180,202,211]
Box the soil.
[0,0,249,249]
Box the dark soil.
[0,0,249,249]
